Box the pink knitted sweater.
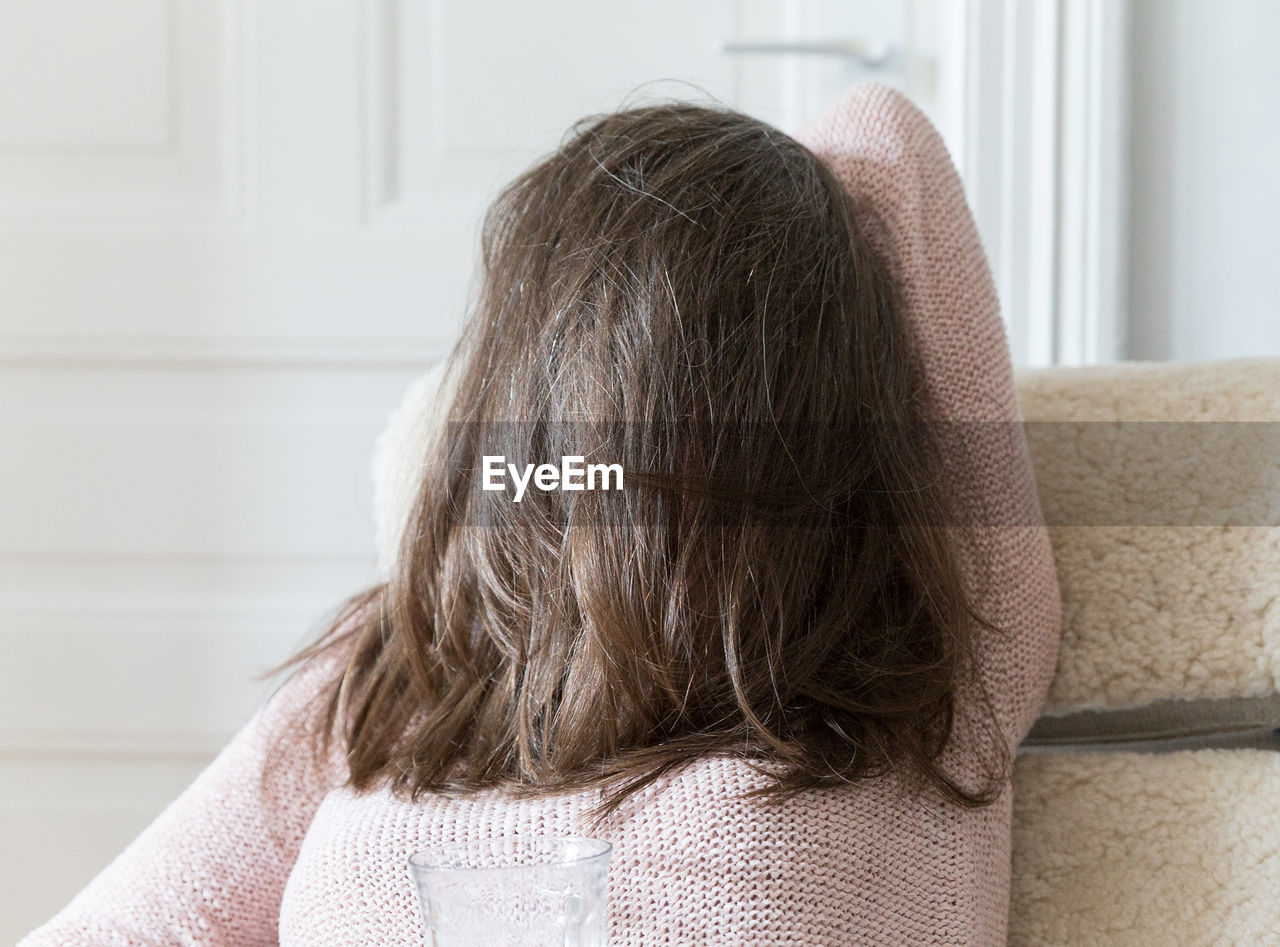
[20,85,1060,946]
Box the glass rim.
[407,835,613,873]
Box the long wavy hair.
[267,101,1008,819]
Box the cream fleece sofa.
[370,357,1280,946]
[1010,358,1280,945]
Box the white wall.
[1128,0,1280,360]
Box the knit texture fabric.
[19,84,1060,946]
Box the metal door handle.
[718,38,892,66]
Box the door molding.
[935,0,1128,367]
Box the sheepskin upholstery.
[370,362,451,580]
[1007,357,1280,945]
[1015,358,1280,713]
[1011,750,1280,945]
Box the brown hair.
[268,101,1008,819]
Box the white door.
[0,1,938,936]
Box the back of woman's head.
[290,101,1004,815]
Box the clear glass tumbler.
[408,836,612,946]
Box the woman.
[21,84,1060,945]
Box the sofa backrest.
[1014,357,1280,745]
